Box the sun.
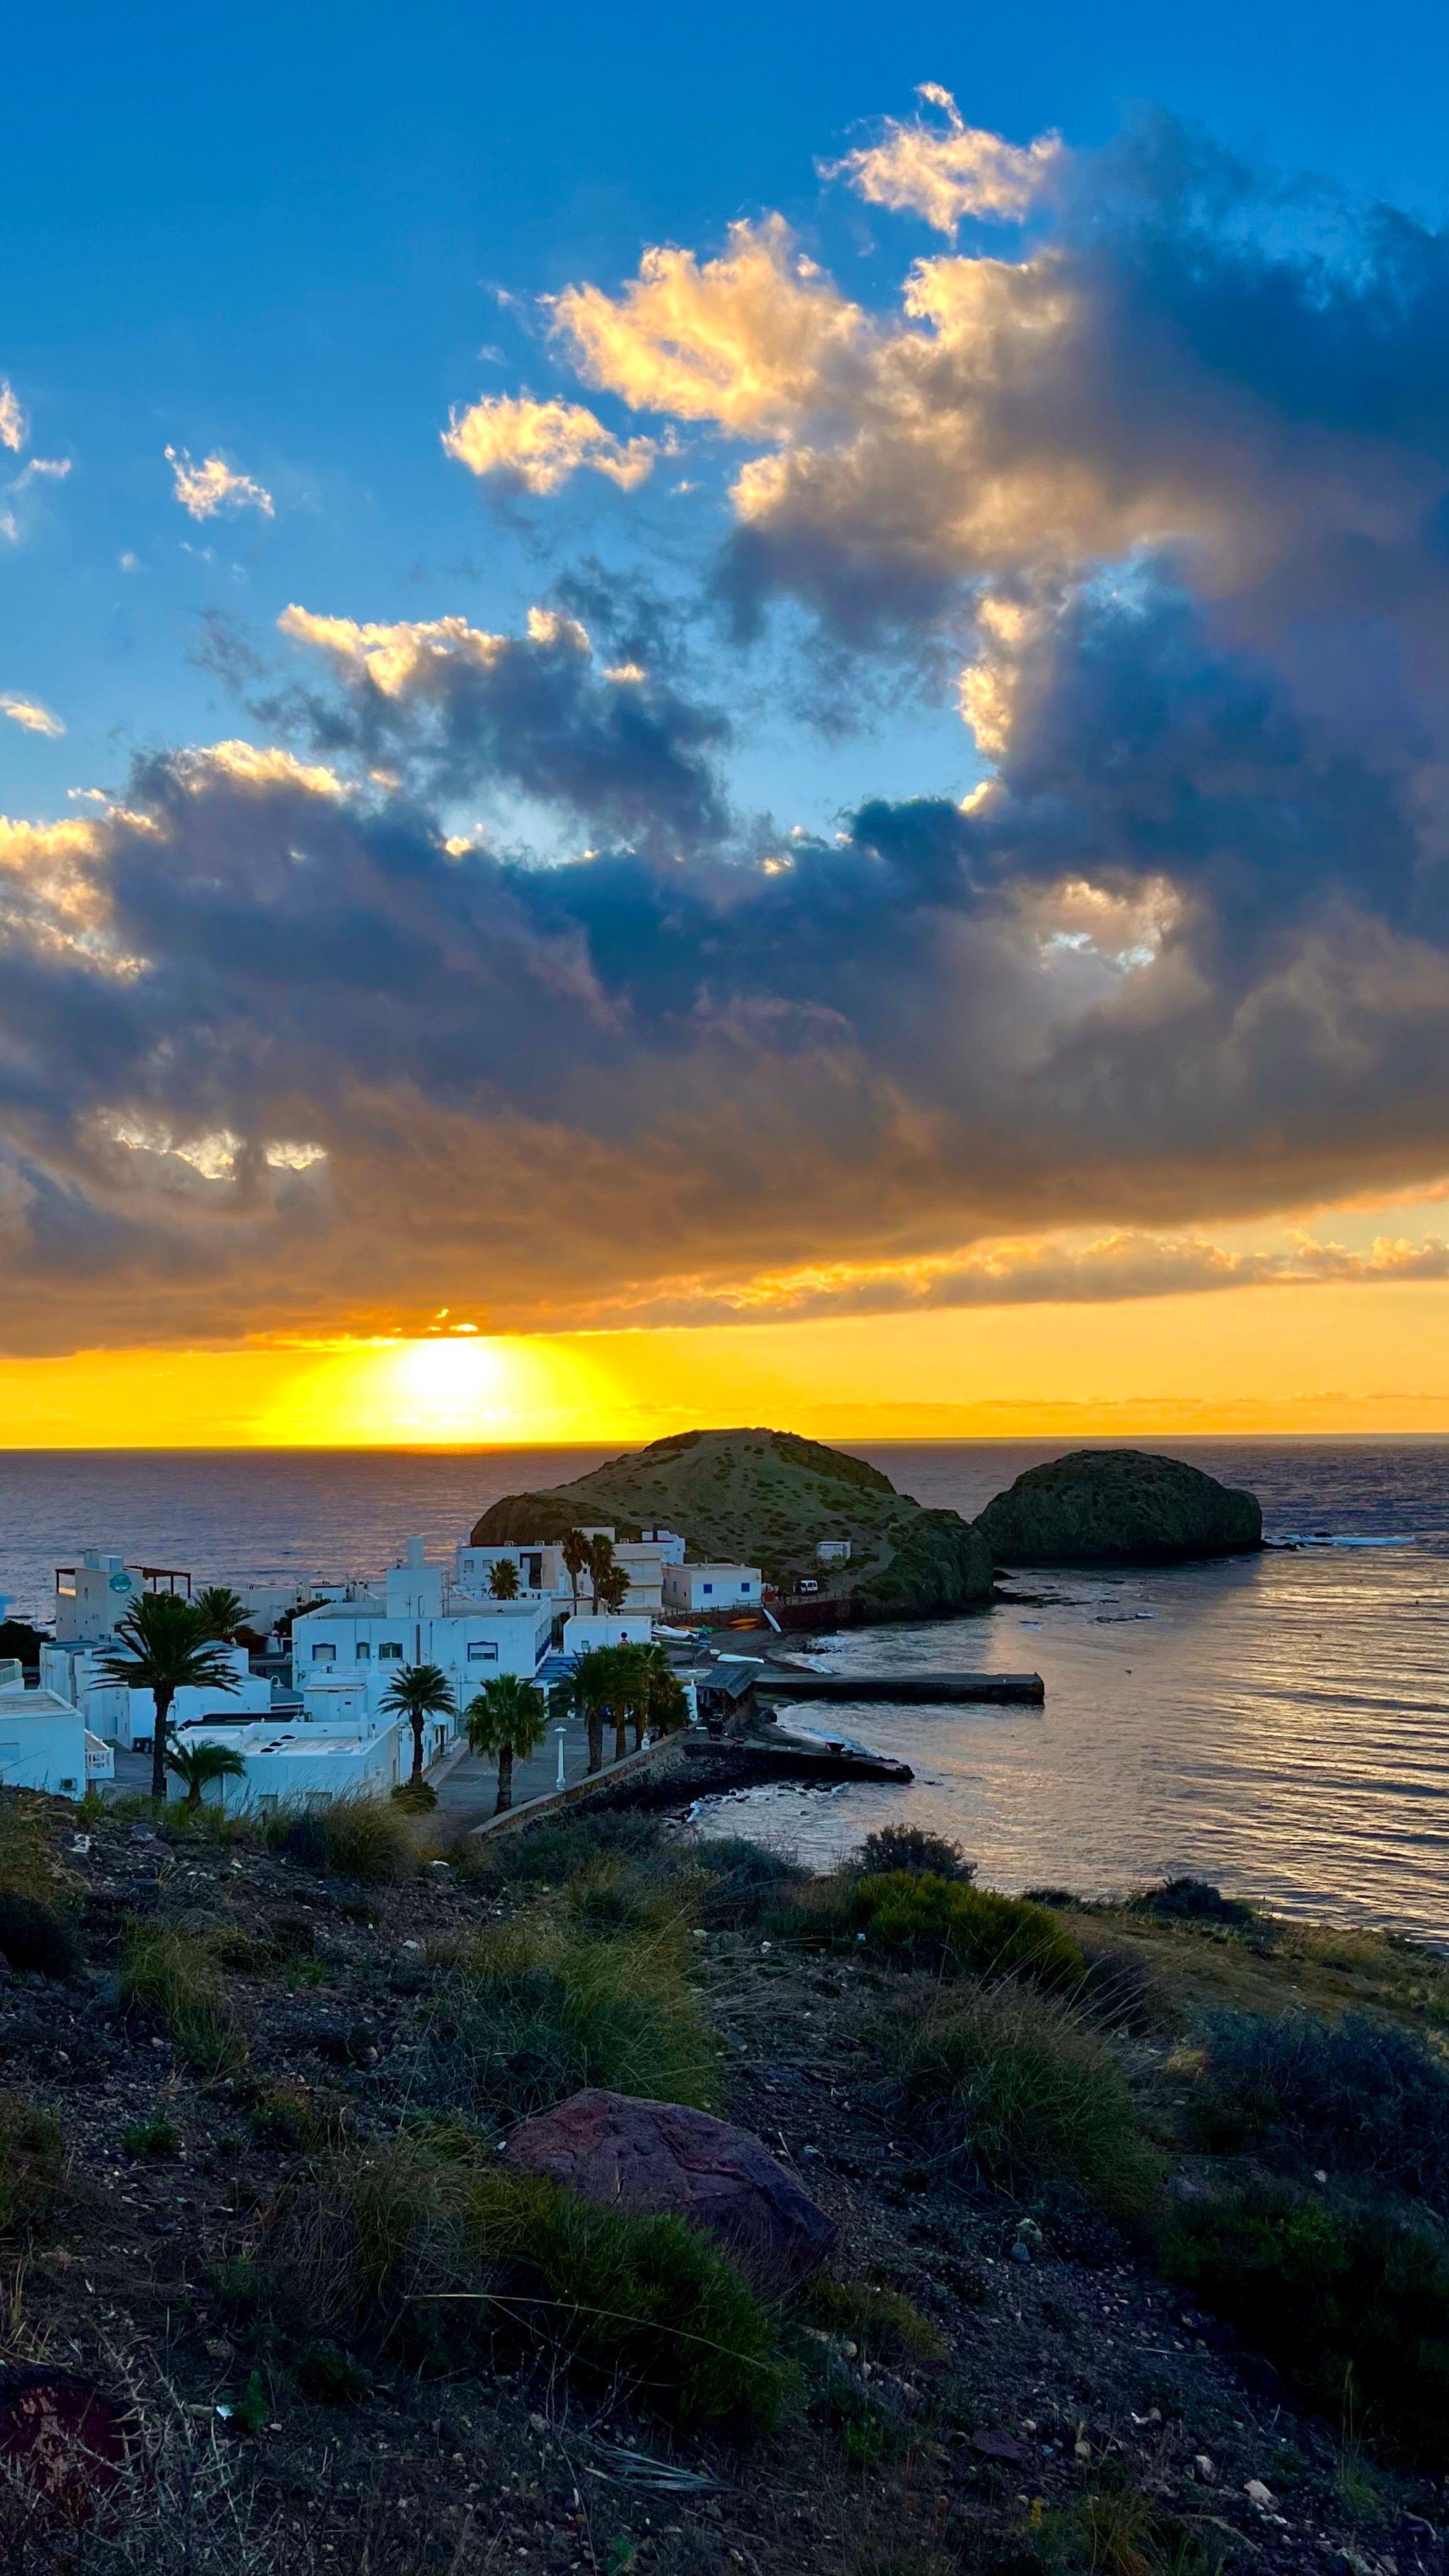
[252,1333,628,1446]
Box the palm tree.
[97,1593,241,1804]
[465,1673,547,1812]
[167,1737,247,1811]
[549,1644,617,1775]
[193,1584,249,1641]
[560,1528,591,1615]
[488,1558,520,1601]
[586,1534,619,1612]
[594,1560,631,1616]
[380,1662,457,1790]
[638,1643,690,1746]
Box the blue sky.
[6,0,1449,824]
[4,1,1449,1383]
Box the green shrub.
[0,1890,80,1979]
[855,1873,1084,1987]
[853,1825,975,1883]
[0,2089,63,2232]
[563,1855,698,1943]
[464,2167,786,2430]
[467,1809,676,1887]
[390,1781,438,1812]
[1191,2009,1449,2202]
[1128,1876,1253,1928]
[295,2340,370,2405]
[0,1797,71,1904]
[250,2083,346,2153]
[122,2112,182,2159]
[267,1793,419,1884]
[800,2273,946,2364]
[695,1836,811,1930]
[428,1919,719,2125]
[119,1923,247,2077]
[1165,2182,1449,2466]
[1033,2468,1217,2572]
[885,1981,1162,2233]
[253,2141,786,2431]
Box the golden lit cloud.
[0,692,64,738]
[164,445,275,520]
[827,85,1062,233]
[551,217,863,433]
[442,393,656,492]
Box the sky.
[4,0,1449,1443]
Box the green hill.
[471,1426,994,1616]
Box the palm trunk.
[151,1686,173,1804]
[586,1710,603,1775]
[612,1707,628,1763]
[410,1712,425,1788]
[495,1745,514,1814]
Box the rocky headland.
[472,1425,996,1618]
[976,1447,1263,1566]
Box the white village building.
[290,1537,553,1732]
[660,1561,764,1617]
[0,1662,113,1798]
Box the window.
[356,1641,371,1659]
[702,1583,713,1597]
[740,1582,751,1594]
[466,1641,499,1664]
[378,1641,403,1661]
[311,1643,336,1665]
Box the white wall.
[561,1613,655,1655]
[291,1602,553,1717]
[0,1685,100,1797]
[660,1564,762,1613]
[178,1717,406,1812]
[40,1641,271,1748]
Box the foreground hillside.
[0,1785,1447,2574]
[472,1425,994,1614]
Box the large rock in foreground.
[976,1448,1262,1565]
[502,2088,837,2288]
[472,1425,994,1615]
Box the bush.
[1128,1876,1253,1927]
[800,2272,946,2364]
[1192,2009,1449,2204]
[122,2112,182,2159]
[390,1781,438,1812]
[0,2089,64,2232]
[0,1796,71,1905]
[1033,2468,1216,2573]
[854,1873,1085,1987]
[250,2083,346,2153]
[295,2340,370,2405]
[1165,2181,1449,2465]
[468,1808,676,1888]
[428,1919,719,2126]
[853,1825,975,1883]
[695,1836,811,1930]
[563,1855,698,1943]
[885,1981,1162,2233]
[0,1889,80,1978]
[119,1924,247,2077]
[268,1793,419,1884]
[253,2141,786,2431]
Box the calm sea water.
[1,1441,1445,1937]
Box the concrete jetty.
[756,1669,1045,1707]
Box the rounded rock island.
[975,1447,1262,1566]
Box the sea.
[2,1440,1446,1941]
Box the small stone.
[1243,2479,1276,2508]
[1074,2437,1093,2463]
[1010,2240,1031,2264]
[1193,2455,1216,2484]
[528,2412,547,2434]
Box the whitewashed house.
[0,1665,113,1797]
[39,1639,271,1751]
[660,1563,764,1617]
[290,1537,552,1729]
[459,1526,684,1615]
[170,1714,404,1812]
[561,1612,655,1655]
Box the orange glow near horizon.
[0,1275,1443,1445]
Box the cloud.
[551,217,863,434]
[0,695,64,738]
[274,599,733,855]
[0,383,24,452]
[826,84,1062,233]
[164,446,275,521]
[442,393,657,492]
